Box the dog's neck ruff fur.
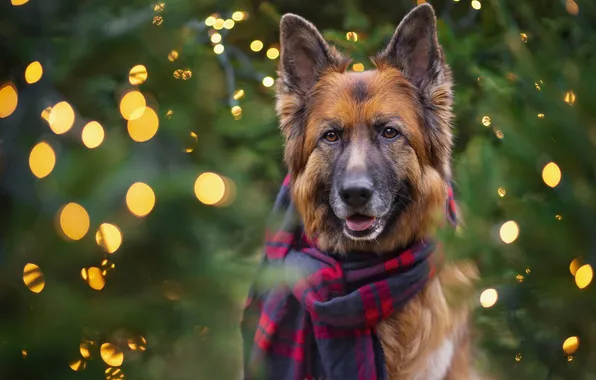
[241,174,457,380]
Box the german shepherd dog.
[267,3,479,379]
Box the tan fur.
[275,5,482,379]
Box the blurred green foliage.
[1,0,595,379]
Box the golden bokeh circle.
[480,288,498,308]
[81,121,105,149]
[100,343,123,367]
[542,162,562,188]
[129,64,148,85]
[126,182,156,217]
[95,223,123,254]
[194,172,226,205]
[575,264,593,289]
[49,101,75,134]
[59,203,90,241]
[25,61,43,84]
[23,263,45,294]
[0,82,19,118]
[119,91,146,121]
[127,107,159,142]
[563,336,579,355]
[29,141,56,179]
[499,221,519,244]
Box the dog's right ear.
[278,14,348,97]
[276,15,348,175]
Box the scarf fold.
[241,174,457,380]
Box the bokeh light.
[563,336,579,355]
[499,221,519,244]
[69,359,87,371]
[520,33,528,43]
[352,63,365,72]
[29,141,56,179]
[566,0,579,15]
[471,0,481,10]
[537,113,545,119]
[570,258,581,276]
[575,264,593,289]
[184,131,198,153]
[223,19,235,29]
[542,162,562,188]
[564,90,576,106]
[168,50,179,62]
[194,172,225,205]
[497,187,506,197]
[23,263,45,294]
[480,288,498,308]
[119,91,146,121]
[11,0,29,5]
[25,61,43,84]
[153,3,164,12]
[205,16,216,26]
[129,65,148,85]
[262,76,274,88]
[128,336,148,351]
[250,40,264,52]
[210,33,222,44]
[346,31,358,42]
[49,101,75,134]
[96,223,123,254]
[233,89,244,100]
[231,105,242,120]
[100,343,123,367]
[213,18,225,30]
[213,44,225,54]
[59,203,90,241]
[87,267,105,290]
[482,116,491,127]
[81,121,105,149]
[41,106,51,124]
[0,82,18,118]
[232,11,247,21]
[266,47,280,60]
[152,16,163,25]
[80,341,92,359]
[126,182,156,217]
[127,107,159,142]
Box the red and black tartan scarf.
[241,174,457,380]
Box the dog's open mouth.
[344,214,381,239]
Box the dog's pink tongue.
[345,215,375,232]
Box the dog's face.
[276,4,454,253]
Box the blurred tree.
[0,0,595,379]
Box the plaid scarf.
[241,174,457,380]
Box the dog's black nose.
[340,181,373,208]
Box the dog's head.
[276,4,454,254]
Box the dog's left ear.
[375,4,451,93]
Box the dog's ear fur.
[375,4,454,178]
[276,14,349,174]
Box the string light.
[182,69,192,80]
[11,0,29,5]
[499,220,519,244]
[563,336,579,355]
[210,33,222,44]
[569,258,581,276]
[168,50,179,61]
[515,353,522,362]
[231,105,242,120]
[49,101,75,134]
[100,343,123,367]
[0,82,18,118]
[127,336,148,351]
[497,187,506,197]
[535,80,544,90]
[262,76,274,88]
[166,110,173,119]
[127,107,159,142]
[213,44,225,54]
[173,69,183,79]
[233,89,245,100]
[80,341,93,359]
[153,3,164,12]
[58,203,90,241]
[81,121,105,149]
[520,33,528,43]
[185,132,198,153]
[482,116,491,127]
[119,91,146,121]
[95,223,123,254]
[250,40,264,52]
[22,350,27,358]
[494,129,504,139]
[555,214,563,221]
[352,63,365,72]
[213,18,225,30]
[223,19,235,29]
[480,288,498,308]
[537,113,545,119]
[25,61,43,84]
[516,274,524,283]
[194,172,226,205]
[346,32,358,42]
[23,263,45,294]
[126,182,156,217]
[232,11,246,21]
[86,267,105,290]
[29,141,56,179]
[542,162,561,188]
[575,264,593,289]
[266,47,280,60]
[564,90,576,106]
[129,64,148,85]
[471,0,481,10]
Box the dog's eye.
[323,131,340,143]
[381,127,400,140]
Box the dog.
[242,4,480,380]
